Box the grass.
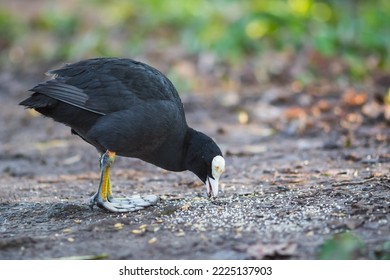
[1,0,389,83]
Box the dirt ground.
[0,68,389,260]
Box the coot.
[20,58,225,213]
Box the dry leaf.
[343,88,367,106]
[246,242,297,259]
[284,107,307,120]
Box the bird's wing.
[30,79,105,114]
[30,58,183,116]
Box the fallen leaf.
[34,140,69,151]
[362,101,383,119]
[284,107,307,120]
[343,88,367,106]
[63,155,81,165]
[385,105,390,121]
[246,242,297,259]
[226,144,267,156]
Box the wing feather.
[30,80,105,115]
[28,58,184,117]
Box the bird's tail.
[19,93,57,109]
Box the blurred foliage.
[319,232,364,260]
[319,232,390,260]
[1,0,390,83]
[375,240,390,260]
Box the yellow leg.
[107,178,113,200]
[99,151,115,201]
[89,150,158,212]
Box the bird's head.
[184,129,225,198]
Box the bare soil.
[0,70,389,260]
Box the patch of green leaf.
[2,0,390,78]
[375,240,390,260]
[0,9,25,49]
[319,232,364,260]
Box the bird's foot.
[89,193,159,213]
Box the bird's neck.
[141,126,190,172]
[181,127,207,174]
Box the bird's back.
[24,58,184,114]
[21,58,186,129]
[20,58,188,160]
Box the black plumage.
[20,58,225,212]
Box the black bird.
[19,58,225,213]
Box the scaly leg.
[89,150,159,213]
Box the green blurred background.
[1,0,389,89]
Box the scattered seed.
[175,230,186,237]
[139,224,148,230]
[131,229,145,234]
[181,204,190,211]
[148,237,157,244]
[306,231,314,237]
[114,223,124,230]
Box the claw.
[89,193,159,213]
